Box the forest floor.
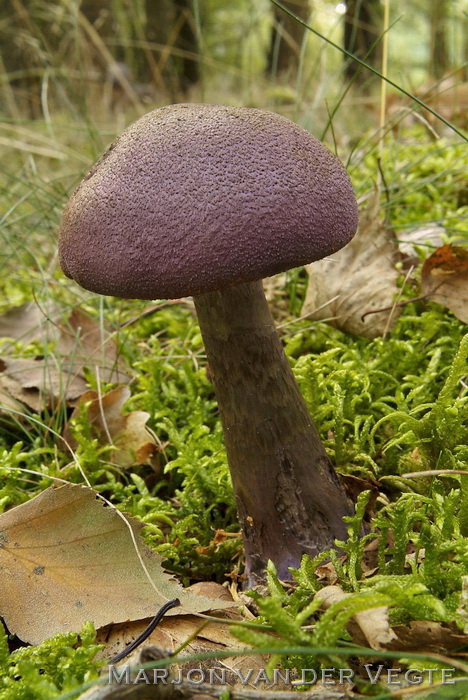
[0,77,467,700]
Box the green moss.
[0,622,103,699]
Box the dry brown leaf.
[397,224,445,258]
[0,356,89,412]
[386,620,468,653]
[57,308,129,384]
[303,187,401,338]
[63,386,158,468]
[0,373,39,413]
[96,581,238,662]
[315,585,397,650]
[0,484,234,645]
[0,302,61,348]
[0,305,127,383]
[0,306,130,415]
[187,581,234,601]
[97,584,272,691]
[361,538,381,577]
[97,613,268,688]
[315,562,339,586]
[421,244,468,323]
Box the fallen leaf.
[0,306,130,415]
[0,304,126,381]
[385,620,468,653]
[97,581,238,660]
[315,585,397,650]
[186,581,234,601]
[101,616,271,688]
[57,308,129,384]
[0,373,39,414]
[97,589,280,694]
[421,244,468,323]
[315,561,339,586]
[63,386,159,468]
[303,187,401,338]
[0,302,61,348]
[0,356,89,412]
[0,484,234,645]
[351,537,381,580]
[397,224,445,258]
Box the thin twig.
[361,280,446,322]
[109,599,181,664]
[402,470,468,478]
[382,264,414,339]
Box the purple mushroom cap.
[59,103,358,299]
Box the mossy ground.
[0,81,467,700]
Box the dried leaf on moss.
[315,585,397,650]
[0,356,89,411]
[0,306,130,414]
[0,484,234,645]
[303,187,401,338]
[63,385,159,468]
[421,244,468,323]
[0,302,61,347]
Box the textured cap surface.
[59,103,358,299]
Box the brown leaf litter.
[421,244,468,323]
[0,484,234,645]
[303,187,401,338]
[63,385,160,469]
[0,304,129,416]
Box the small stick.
[361,281,446,322]
[109,599,180,664]
[402,469,468,478]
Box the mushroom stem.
[194,280,353,587]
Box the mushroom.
[58,103,358,586]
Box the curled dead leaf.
[96,581,237,661]
[421,244,468,323]
[315,585,397,650]
[386,620,468,653]
[57,308,129,384]
[92,582,275,694]
[187,581,234,601]
[396,224,445,260]
[63,385,159,469]
[303,187,401,338]
[0,356,88,412]
[0,302,61,348]
[315,562,339,586]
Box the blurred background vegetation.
[1,0,467,129]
